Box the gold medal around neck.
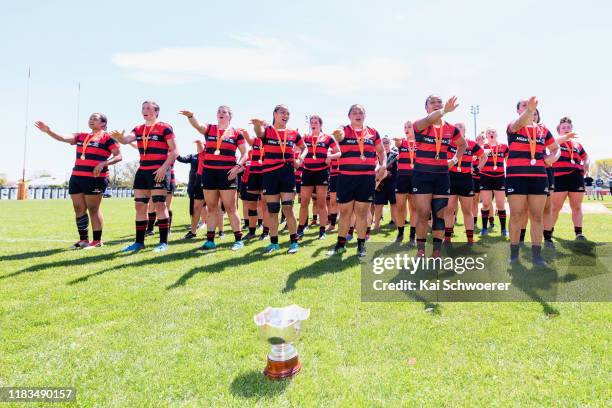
[214,149,221,155]
[81,154,85,160]
[570,159,575,164]
[530,159,536,165]
[360,154,366,161]
[493,165,498,171]
[435,154,440,160]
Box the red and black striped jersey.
[338,126,381,176]
[246,138,264,175]
[553,141,587,176]
[506,123,555,178]
[294,151,303,182]
[202,125,244,170]
[71,132,118,178]
[480,143,508,177]
[449,139,484,174]
[330,158,340,177]
[260,126,303,173]
[413,121,461,173]
[397,139,417,176]
[302,134,337,171]
[133,122,175,171]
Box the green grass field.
[1,198,611,407]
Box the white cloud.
[112,34,410,93]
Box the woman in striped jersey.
[471,132,485,231]
[394,121,418,246]
[328,104,386,257]
[506,97,560,265]
[480,128,509,237]
[35,113,122,249]
[112,101,178,253]
[444,122,487,245]
[238,130,268,241]
[551,117,587,240]
[180,106,247,251]
[298,115,340,240]
[251,105,306,254]
[412,95,466,258]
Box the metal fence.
[0,187,133,200]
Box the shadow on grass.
[282,250,358,293]
[0,248,66,262]
[166,246,284,290]
[230,370,288,399]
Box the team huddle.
[35,95,590,265]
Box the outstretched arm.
[34,121,74,143]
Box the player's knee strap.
[76,214,89,230]
[431,197,448,231]
[135,197,150,204]
[152,195,166,203]
[281,200,293,207]
[248,209,258,217]
[267,202,281,214]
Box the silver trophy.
[254,304,310,379]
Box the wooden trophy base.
[263,355,301,380]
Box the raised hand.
[527,96,538,112]
[250,118,265,127]
[443,96,459,113]
[332,128,344,139]
[109,130,125,142]
[179,110,194,118]
[34,121,50,133]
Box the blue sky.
[2,0,611,183]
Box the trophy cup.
[254,304,310,380]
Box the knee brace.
[281,200,294,207]
[134,197,150,204]
[267,202,281,214]
[76,214,89,230]
[431,197,449,231]
[246,192,260,202]
[248,209,258,217]
[152,195,166,203]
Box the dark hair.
[516,100,522,110]
[91,112,108,130]
[557,116,572,132]
[348,104,365,116]
[425,95,441,108]
[534,108,541,124]
[309,115,323,126]
[142,100,160,117]
[272,104,289,125]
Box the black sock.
[543,230,552,241]
[290,233,298,244]
[319,226,325,236]
[234,231,242,242]
[298,224,305,234]
[481,210,489,230]
[433,237,442,252]
[444,228,453,238]
[258,218,263,226]
[348,226,355,235]
[532,244,542,258]
[168,210,173,229]
[366,227,371,235]
[93,230,102,241]
[397,226,405,236]
[489,216,494,225]
[76,214,89,241]
[313,214,318,223]
[262,226,269,235]
[410,227,416,240]
[520,229,526,242]
[336,236,346,248]
[271,236,279,244]
[249,227,256,235]
[206,230,215,243]
[498,210,506,230]
[146,212,156,232]
[510,244,520,259]
[158,218,169,244]
[473,216,478,228]
[330,213,337,227]
[357,238,365,250]
[417,238,426,251]
[574,226,583,235]
[136,220,147,244]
